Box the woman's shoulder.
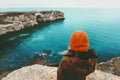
[62,56,70,61]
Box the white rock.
[2,64,120,80]
[86,70,120,80]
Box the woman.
[57,30,98,80]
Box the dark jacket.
[57,49,97,80]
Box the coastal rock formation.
[1,65,56,80]
[2,64,120,80]
[28,50,62,67]
[28,50,52,66]
[96,57,120,76]
[0,11,64,35]
[86,70,120,80]
[1,50,120,80]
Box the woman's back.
[57,49,97,80]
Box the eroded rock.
[0,11,64,35]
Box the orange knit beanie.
[69,30,89,52]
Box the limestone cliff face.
[0,11,64,35]
[1,64,120,80]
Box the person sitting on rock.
[57,30,98,80]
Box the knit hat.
[69,30,89,52]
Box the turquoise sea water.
[0,8,120,71]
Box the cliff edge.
[0,11,64,35]
[1,57,120,80]
[1,64,120,80]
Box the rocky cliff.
[0,11,64,35]
[1,64,120,80]
[96,57,120,76]
[1,57,120,80]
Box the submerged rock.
[1,64,120,80]
[28,50,62,67]
[28,50,52,65]
[0,11,64,35]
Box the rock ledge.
[1,64,120,80]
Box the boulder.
[96,57,120,76]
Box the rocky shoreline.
[0,11,64,35]
[0,50,120,80]
[1,58,120,80]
